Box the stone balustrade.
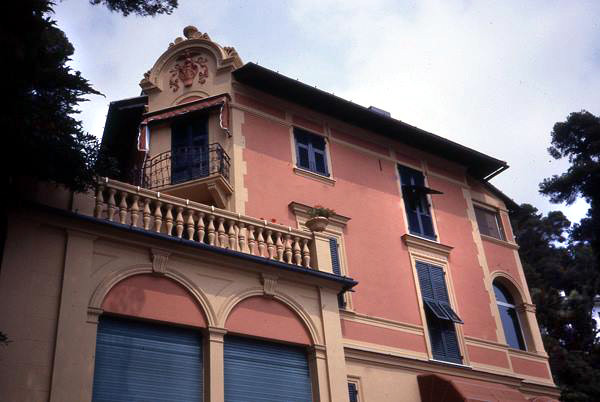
[93,178,313,268]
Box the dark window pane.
[475,207,504,240]
[399,165,436,239]
[493,283,514,304]
[314,151,327,175]
[297,145,310,169]
[499,305,526,350]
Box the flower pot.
[305,216,329,232]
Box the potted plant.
[305,205,335,232]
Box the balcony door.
[171,115,209,185]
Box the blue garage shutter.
[224,336,312,402]
[92,316,203,402]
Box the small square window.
[294,128,329,176]
[474,206,505,240]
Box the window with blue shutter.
[329,237,347,308]
[348,382,359,402]
[294,128,329,176]
[398,165,441,240]
[415,261,463,364]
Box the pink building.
[0,26,559,401]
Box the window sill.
[402,234,453,257]
[428,358,472,369]
[293,167,336,186]
[480,234,519,250]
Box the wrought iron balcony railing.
[131,143,230,189]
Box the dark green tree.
[0,0,178,345]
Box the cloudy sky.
[54,0,599,224]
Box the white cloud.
[53,0,600,223]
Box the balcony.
[130,143,233,208]
[93,178,314,269]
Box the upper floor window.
[171,115,209,184]
[493,282,526,350]
[475,206,505,240]
[294,128,329,176]
[416,261,463,364]
[398,165,441,240]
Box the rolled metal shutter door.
[224,336,312,402]
[92,315,203,402]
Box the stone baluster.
[257,227,266,257]
[142,198,151,230]
[228,220,237,250]
[217,218,227,248]
[153,201,163,232]
[284,234,293,263]
[164,204,174,236]
[175,207,184,238]
[247,225,256,255]
[118,192,128,224]
[206,214,216,246]
[197,212,205,243]
[186,210,195,240]
[293,237,302,265]
[275,232,284,261]
[130,195,140,227]
[107,188,117,222]
[302,239,310,268]
[238,223,247,253]
[94,184,105,218]
[266,230,275,259]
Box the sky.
[53,0,600,224]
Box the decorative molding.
[340,309,424,336]
[289,201,350,228]
[86,306,103,324]
[168,50,209,92]
[480,234,519,250]
[261,273,279,297]
[292,167,336,186]
[517,302,536,314]
[151,248,170,275]
[402,234,453,257]
[207,326,228,342]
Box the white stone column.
[207,326,227,402]
[49,230,98,402]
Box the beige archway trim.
[218,287,322,345]
[88,263,217,326]
[490,270,527,304]
[172,90,211,105]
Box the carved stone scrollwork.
[517,302,536,314]
[151,248,170,275]
[261,273,278,297]
[168,50,209,92]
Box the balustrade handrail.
[93,177,313,268]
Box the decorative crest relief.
[168,50,209,92]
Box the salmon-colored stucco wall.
[466,344,510,368]
[483,239,524,290]
[225,296,311,345]
[341,320,427,353]
[510,356,551,379]
[428,175,499,341]
[102,274,207,328]
[242,111,423,325]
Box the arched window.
[493,282,526,350]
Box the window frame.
[493,282,527,351]
[398,164,438,241]
[293,127,330,177]
[474,205,506,241]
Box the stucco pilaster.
[49,230,97,402]
[207,326,227,402]
[319,287,350,402]
[517,303,546,355]
[311,233,334,273]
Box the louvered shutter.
[92,316,203,402]
[415,262,463,364]
[224,336,312,402]
[348,382,359,402]
[329,238,341,275]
